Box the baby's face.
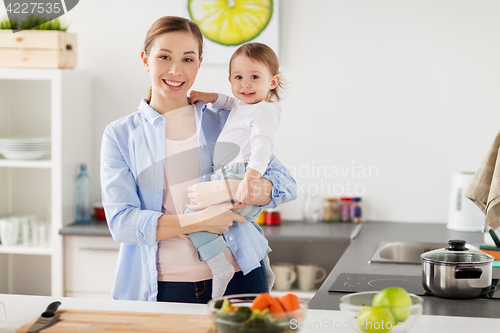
[228,55,278,104]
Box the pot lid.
[420,240,494,264]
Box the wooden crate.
[0,31,77,69]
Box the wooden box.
[0,31,77,69]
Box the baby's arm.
[236,167,262,206]
[189,91,217,105]
[190,91,239,111]
[237,104,282,206]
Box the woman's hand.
[196,202,246,234]
[190,91,217,104]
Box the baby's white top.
[212,93,282,175]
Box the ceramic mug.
[296,264,327,291]
[271,263,297,291]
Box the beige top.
[465,131,500,230]
[157,130,240,282]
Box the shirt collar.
[138,99,164,124]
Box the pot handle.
[454,266,482,279]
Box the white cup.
[0,217,20,246]
[0,301,5,322]
[296,264,327,291]
[271,263,297,291]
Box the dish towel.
[465,131,500,230]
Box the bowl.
[93,203,106,221]
[339,291,422,333]
[208,293,306,333]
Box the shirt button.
[228,237,233,241]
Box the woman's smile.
[163,79,185,89]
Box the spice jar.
[340,197,352,222]
[323,197,339,222]
[351,197,362,223]
[266,208,281,225]
[256,209,267,225]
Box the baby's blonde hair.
[229,42,283,101]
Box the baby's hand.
[236,168,262,206]
[189,91,217,104]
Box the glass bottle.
[303,192,321,223]
[323,197,339,222]
[75,164,92,222]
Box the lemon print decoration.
[188,0,273,46]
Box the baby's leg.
[185,208,234,299]
[217,165,276,291]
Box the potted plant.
[0,15,77,69]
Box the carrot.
[250,293,273,311]
[269,296,286,318]
[230,305,239,312]
[280,293,300,312]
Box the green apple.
[357,306,395,333]
[372,287,412,323]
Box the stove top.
[329,273,500,299]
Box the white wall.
[19,0,500,222]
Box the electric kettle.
[447,172,485,231]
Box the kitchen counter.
[1,293,500,332]
[309,221,500,318]
[58,219,363,241]
[58,219,111,237]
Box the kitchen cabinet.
[59,220,359,301]
[64,235,119,299]
[0,68,91,297]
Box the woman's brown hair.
[143,16,204,103]
[229,42,283,101]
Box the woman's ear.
[199,55,203,68]
[270,75,280,89]
[141,50,150,72]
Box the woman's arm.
[156,202,246,241]
[186,154,296,210]
[101,124,246,245]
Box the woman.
[100,16,297,303]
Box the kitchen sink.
[369,241,447,264]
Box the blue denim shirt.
[100,99,297,301]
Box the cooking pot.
[420,239,494,298]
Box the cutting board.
[16,309,214,333]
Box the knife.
[26,301,61,333]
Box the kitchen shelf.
[0,158,52,169]
[0,69,91,297]
[0,245,52,255]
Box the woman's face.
[142,32,202,103]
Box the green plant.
[0,15,68,31]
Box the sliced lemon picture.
[188,0,273,46]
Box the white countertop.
[1,293,500,332]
